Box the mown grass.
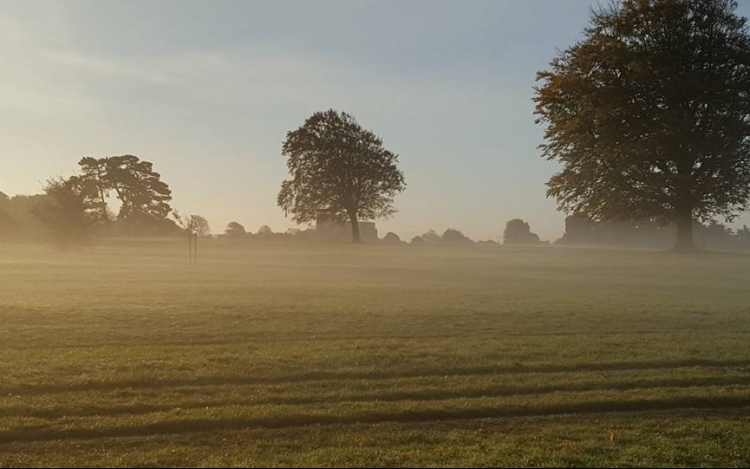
[0,239,749,467]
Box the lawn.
[0,239,749,467]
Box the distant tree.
[441,228,473,244]
[0,192,20,239]
[503,219,541,245]
[257,225,273,236]
[410,235,426,245]
[421,230,441,244]
[278,109,406,243]
[696,219,735,250]
[1,193,48,241]
[189,215,211,237]
[32,177,98,248]
[534,0,750,252]
[0,207,20,239]
[224,222,247,238]
[173,212,211,237]
[556,214,595,245]
[382,232,401,244]
[290,227,317,241]
[737,225,750,250]
[78,155,173,233]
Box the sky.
[2,0,750,242]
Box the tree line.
[0,156,185,248]
[4,0,750,253]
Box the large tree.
[78,155,173,233]
[534,0,750,252]
[278,110,406,243]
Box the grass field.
[1,238,749,467]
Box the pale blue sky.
[2,0,749,241]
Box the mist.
[2,0,750,467]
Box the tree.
[442,228,473,244]
[278,110,406,243]
[32,177,98,248]
[503,219,541,245]
[0,192,20,239]
[1,193,48,241]
[534,0,750,252]
[189,215,211,237]
[696,219,735,250]
[421,229,441,244]
[556,214,596,245]
[174,212,211,237]
[737,225,750,250]
[382,232,402,244]
[78,155,174,234]
[225,222,247,238]
[410,235,426,245]
[0,207,19,240]
[77,157,111,223]
[257,225,273,236]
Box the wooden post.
[188,231,198,264]
[188,231,193,264]
[193,232,198,264]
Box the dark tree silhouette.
[78,155,173,233]
[441,228,473,244]
[382,232,402,244]
[410,235,426,245]
[278,110,406,243]
[77,157,111,223]
[534,0,750,252]
[225,222,247,238]
[557,214,596,245]
[737,225,750,249]
[33,177,98,248]
[503,218,541,245]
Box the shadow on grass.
[1,396,749,444]
[2,374,750,420]
[3,358,749,397]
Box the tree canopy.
[278,110,406,243]
[382,232,402,244]
[225,222,247,238]
[503,219,541,245]
[441,228,473,244]
[534,0,750,252]
[78,155,174,234]
[257,225,273,236]
[174,213,211,237]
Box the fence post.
[188,231,197,264]
[193,232,198,264]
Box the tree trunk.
[96,165,109,223]
[673,202,695,253]
[349,211,362,244]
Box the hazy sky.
[2,0,750,241]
